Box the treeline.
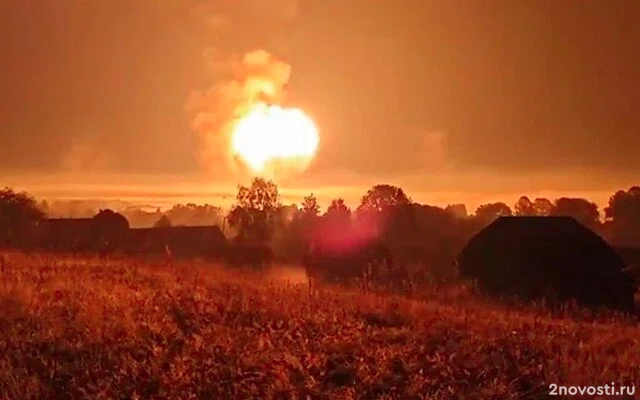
[218,180,640,282]
[1,182,640,256]
[217,180,640,248]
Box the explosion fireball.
[231,102,319,174]
[188,2,318,181]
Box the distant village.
[38,200,227,229]
[3,183,640,280]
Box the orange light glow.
[231,102,320,175]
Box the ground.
[0,253,638,399]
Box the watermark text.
[549,383,635,396]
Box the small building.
[127,225,227,259]
[457,216,636,311]
[33,218,96,252]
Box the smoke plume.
[186,0,298,178]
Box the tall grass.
[0,253,637,399]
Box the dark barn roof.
[460,216,623,263]
[457,216,635,310]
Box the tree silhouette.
[604,186,640,246]
[297,193,321,237]
[93,209,130,230]
[355,184,412,236]
[605,187,640,220]
[153,214,173,228]
[39,200,50,216]
[92,209,130,252]
[514,196,535,216]
[474,202,512,224]
[393,203,457,247]
[274,204,298,228]
[326,198,351,218]
[553,197,599,228]
[227,178,280,243]
[533,198,554,216]
[324,198,352,231]
[269,204,300,260]
[357,184,411,214]
[445,203,468,219]
[300,193,320,217]
[0,187,46,247]
[272,196,321,261]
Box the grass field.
[0,253,638,399]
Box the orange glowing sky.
[0,1,639,210]
[1,170,634,214]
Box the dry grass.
[0,253,638,399]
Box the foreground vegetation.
[0,253,638,399]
